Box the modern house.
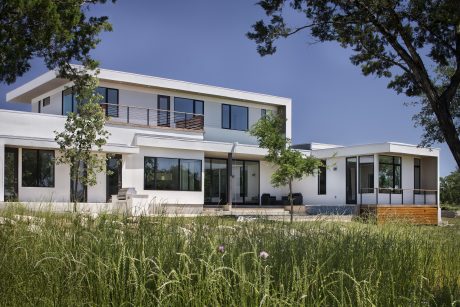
[0,68,440,223]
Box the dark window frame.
[97,87,119,117]
[173,97,204,115]
[359,156,375,194]
[62,87,75,115]
[144,156,202,192]
[21,149,55,188]
[221,103,249,131]
[157,95,171,127]
[318,160,327,195]
[414,158,421,194]
[378,155,402,193]
[43,96,51,107]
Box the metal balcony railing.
[99,103,204,131]
[359,188,438,205]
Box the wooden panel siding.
[360,205,438,225]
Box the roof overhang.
[6,67,291,107]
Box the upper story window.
[379,155,401,192]
[222,104,248,131]
[62,87,118,116]
[157,95,170,127]
[62,87,77,115]
[43,96,50,107]
[261,109,272,118]
[96,87,119,117]
[318,160,327,195]
[174,97,204,129]
[22,149,55,188]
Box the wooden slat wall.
[359,205,438,225]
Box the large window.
[379,155,401,192]
[144,157,201,191]
[96,87,119,117]
[222,104,248,131]
[318,160,326,195]
[22,149,55,187]
[359,156,374,193]
[174,97,204,129]
[414,158,421,193]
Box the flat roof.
[6,67,291,106]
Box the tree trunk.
[433,98,460,168]
[289,180,293,223]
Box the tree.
[247,0,460,168]
[410,65,460,147]
[54,76,110,212]
[250,113,322,222]
[0,0,114,85]
[440,169,460,206]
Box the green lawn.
[0,206,459,306]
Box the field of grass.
[0,206,459,306]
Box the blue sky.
[0,0,456,176]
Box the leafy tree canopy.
[440,169,460,206]
[248,0,460,168]
[0,0,115,85]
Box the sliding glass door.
[204,158,259,205]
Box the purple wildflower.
[218,245,225,253]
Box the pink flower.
[218,245,225,253]
[259,251,269,259]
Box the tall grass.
[0,206,459,306]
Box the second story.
[5,68,292,146]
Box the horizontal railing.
[359,188,438,205]
[99,103,204,131]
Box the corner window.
[222,104,248,131]
[144,157,202,191]
[318,160,326,195]
[261,109,272,118]
[22,149,55,187]
[379,155,401,192]
[359,156,374,193]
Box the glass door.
[232,161,244,204]
[106,154,122,202]
[4,147,18,201]
[346,157,357,204]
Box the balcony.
[100,103,204,131]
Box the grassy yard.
[0,206,459,306]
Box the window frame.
[157,95,171,127]
[318,160,327,195]
[144,156,202,192]
[221,103,249,131]
[414,158,421,194]
[21,149,55,188]
[43,96,51,107]
[97,87,119,117]
[378,155,402,193]
[359,156,375,194]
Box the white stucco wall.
[123,146,205,205]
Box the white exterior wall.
[260,160,287,199]
[32,80,279,146]
[123,147,204,205]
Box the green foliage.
[251,113,322,221]
[441,169,460,206]
[411,65,460,147]
[54,76,110,206]
[247,0,460,168]
[0,0,114,84]
[0,209,459,305]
